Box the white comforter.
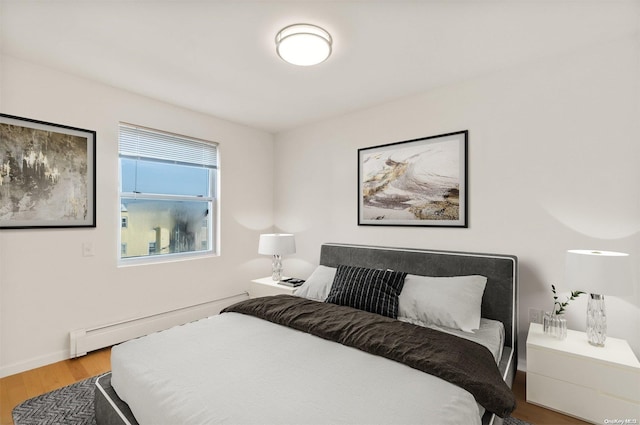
[111,311,497,425]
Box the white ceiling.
[1,1,638,133]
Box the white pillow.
[398,274,487,333]
[294,265,337,301]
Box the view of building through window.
[119,124,217,261]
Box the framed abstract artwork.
[358,130,467,227]
[0,114,96,228]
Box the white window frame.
[118,123,219,265]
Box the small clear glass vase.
[543,312,567,340]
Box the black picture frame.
[0,113,96,229]
[358,130,467,228]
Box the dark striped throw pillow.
[325,265,408,318]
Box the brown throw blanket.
[222,295,516,418]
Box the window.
[119,123,218,262]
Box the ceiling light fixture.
[275,23,332,66]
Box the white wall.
[274,36,640,369]
[0,55,275,376]
[1,34,638,378]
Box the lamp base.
[271,254,283,281]
[586,293,606,347]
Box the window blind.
[119,124,217,168]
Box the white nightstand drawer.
[527,372,640,424]
[526,323,640,424]
[528,346,640,402]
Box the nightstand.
[526,322,640,424]
[248,277,297,298]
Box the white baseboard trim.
[1,292,249,378]
[0,349,68,378]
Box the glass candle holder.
[543,312,567,340]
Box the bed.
[95,243,518,425]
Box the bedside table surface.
[527,323,640,368]
[251,276,292,286]
[248,277,298,298]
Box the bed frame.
[319,243,518,425]
[95,243,518,425]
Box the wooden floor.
[0,348,111,425]
[0,348,589,425]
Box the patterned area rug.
[13,375,532,425]
[12,376,97,425]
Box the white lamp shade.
[565,250,632,296]
[258,234,296,256]
[275,24,332,66]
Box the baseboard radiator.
[69,292,248,358]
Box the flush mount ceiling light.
[275,23,332,66]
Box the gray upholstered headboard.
[319,243,518,390]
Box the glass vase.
[543,312,567,340]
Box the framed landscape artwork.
[0,114,96,229]
[358,130,467,228]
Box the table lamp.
[565,249,632,347]
[258,233,296,281]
